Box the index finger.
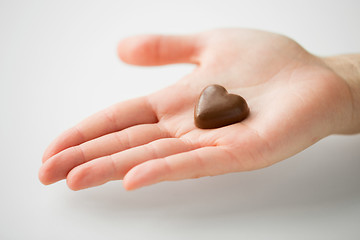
[42,96,158,162]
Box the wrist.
[322,54,360,134]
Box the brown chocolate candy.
[194,84,249,129]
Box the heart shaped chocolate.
[194,84,249,129]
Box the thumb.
[117,34,202,66]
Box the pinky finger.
[123,147,239,190]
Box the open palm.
[39,29,351,190]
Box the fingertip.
[42,141,58,163]
[123,163,159,191]
[122,173,144,191]
[66,169,82,191]
[117,34,201,66]
[122,168,137,191]
[66,159,113,191]
[42,148,55,163]
[38,164,54,185]
[42,138,64,164]
[43,127,86,164]
[117,35,156,65]
[67,183,81,191]
[117,37,130,63]
[122,181,136,191]
[42,156,49,164]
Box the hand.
[39,28,355,190]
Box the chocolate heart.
[194,84,249,129]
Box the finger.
[42,96,157,162]
[117,34,202,66]
[39,124,167,185]
[123,147,239,190]
[66,138,197,191]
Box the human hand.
[39,28,358,190]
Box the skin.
[38,28,360,191]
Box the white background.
[1,0,360,239]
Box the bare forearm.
[323,54,360,134]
